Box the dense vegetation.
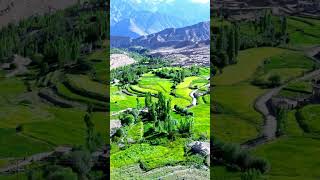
[212,11,289,72]
[0,1,109,179]
[110,50,210,178]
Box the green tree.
[268,74,281,87]
[227,28,236,64]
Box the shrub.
[186,154,205,168]
[16,124,24,132]
[295,109,310,133]
[198,133,208,141]
[178,116,194,136]
[120,114,135,126]
[65,150,93,176]
[114,128,125,138]
[276,108,287,136]
[174,105,193,116]
[212,141,270,173]
[9,63,16,70]
[241,169,263,180]
[248,158,270,173]
[268,74,281,87]
[46,167,77,180]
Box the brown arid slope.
[0,0,77,28]
[212,0,320,19]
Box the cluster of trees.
[145,92,194,138]
[211,23,239,71]
[154,66,200,83]
[213,140,270,173]
[239,11,288,49]
[154,68,186,81]
[252,73,282,88]
[0,2,107,70]
[212,11,289,71]
[174,105,193,116]
[111,65,148,84]
[119,108,140,126]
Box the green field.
[253,107,320,179]
[212,14,320,179]
[110,65,210,178]
[287,16,320,46]
[0,49,107,172]
[300,105,320,135]
[213,47,288,143]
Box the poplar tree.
[227,28,236,64]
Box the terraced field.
[213,16,320,179]
[110,65,210,178]
[0,47,108,171]
[213,47,286,143]
[253,107,320,180]
[287,16,320,46]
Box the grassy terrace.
[213,47,286,143]
[253,106,320,180]
[212,14,320,179]
[0,49,108,169]
[287,16,320,46]
[110,66,210,176]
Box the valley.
[0,1,109,179]
[212,2,320,179]
[109,1,210,178]
[109,50,211,179]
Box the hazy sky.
[130,0,209,5]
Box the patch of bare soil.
[110,54,135,70]
[149,44,210,67]
[5,54,31,77]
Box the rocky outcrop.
[110,120,122,136]
[188,141,210,156]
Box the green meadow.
[110,60,210,178]
[212,14,320,179]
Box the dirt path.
[0,146,72,174]
[254,86,283,139]
[187,83,210,108]
[111,108,133,116]
[243,47,320,148]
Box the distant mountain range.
[111,21,210,49]
[110,0,209,38]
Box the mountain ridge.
[110,0,209,38]
[111,21,210,49]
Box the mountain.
[111,21,210,49]
[110,10,189,38]
[132,21,210,49]
[110,0,209,38]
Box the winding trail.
[187,83,210,108]
[242,47,320,148]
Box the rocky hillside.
[111,21,210,49]
[132,21,210,49]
